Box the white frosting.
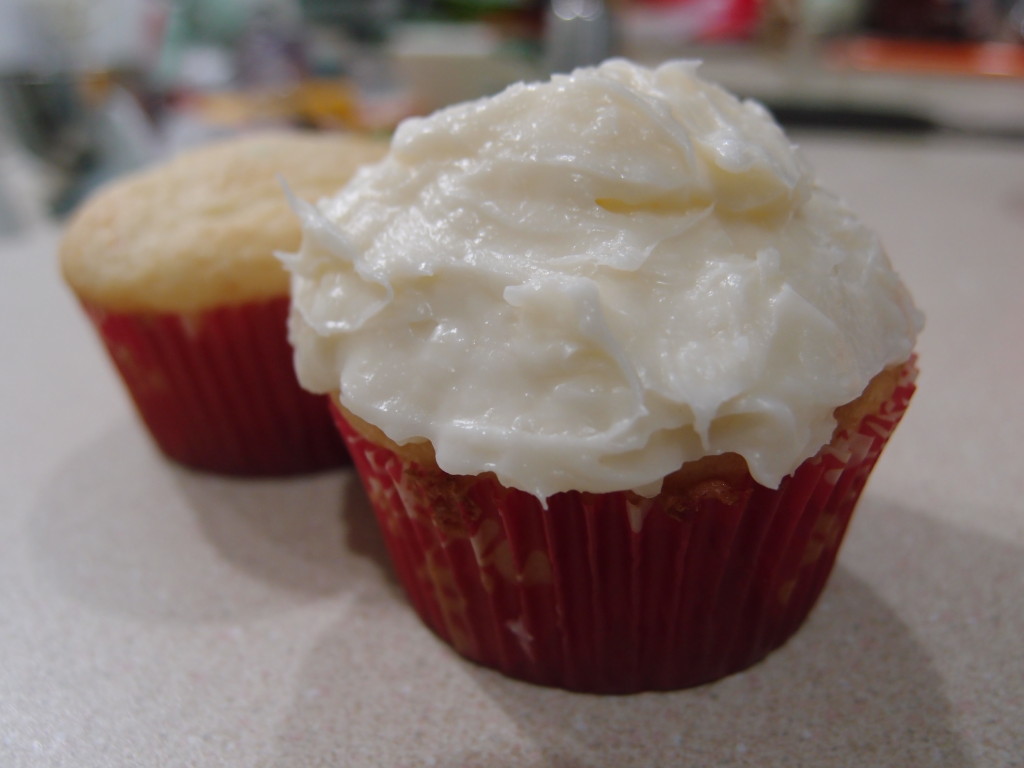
[283,59,921,500]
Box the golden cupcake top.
[60,131,387,314]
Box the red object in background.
[828,36,1024,78]
[631,0,761,40]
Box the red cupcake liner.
[82,296,348,476]
[333,360,917,693]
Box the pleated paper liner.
[82,296,348,476]
[333,360,917,693]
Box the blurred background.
[1,0,1022,233]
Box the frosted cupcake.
[61,131,386,475]
[283,60,922,691]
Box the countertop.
[1,133,1022,767]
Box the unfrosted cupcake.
[61,131,386,475]
[283,60,922,692]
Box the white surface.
[634,47,1024,136]
[1,134,1022,767]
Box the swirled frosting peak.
[283,59,921,500]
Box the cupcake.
[61,131,386,475]
[283,60,923,692]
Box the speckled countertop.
[2,134,1022,767]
